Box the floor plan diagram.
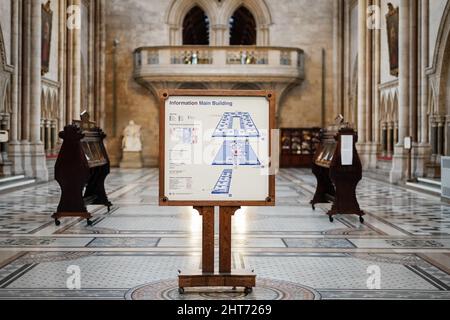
[210,111,263,195]
[212,140,261,166]
[212,112,260,138]
[211,169,233,194]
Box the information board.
[159,90,275,206]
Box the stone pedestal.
[367,142,380,169]
[0,161,12,176]
[30,143,49,181]
[22,142,33,178]
[8,142,25,175]
[356,142,373,170]
[120,151,143,169]
[390,145,408,184]
[414,143,432,177]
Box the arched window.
[229,6,256,45]
[182,6,210,45]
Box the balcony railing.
[133,46,305,85]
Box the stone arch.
[222,0,272,45]
[166,0,218,45]
[221,0,272,27]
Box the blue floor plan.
[211,169,233,194]
[212,140,261,166]
[212,112,260,138]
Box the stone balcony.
[133,46,305,96]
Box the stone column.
[8,0,24,175]
[420,0,429,144]
[58,0,66,133]
[357,0,371,168]
[45,120,52,155]
[366,0,377,168]
[21,0,31,142]
[409,0,418,142]
[382,122,387,156]
[394,122,399,145]
[40,120,45,149]
[373,0,381,153]
[211,25,227,46]
[387,122,393,157]
[333,0,345,116]
[446,115,450,156]
[430,118,437,156]
[257,25,270,46]
[445,115,450,156]
[29,0,49,181]
[357,0,367,144]
[416,0,432,176]
[390,0,410,183]
[437,117,444,156]
[51,120,57,154]
[72,0,82,120]
[21,0,33,177]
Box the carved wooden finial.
[73,110,96,131]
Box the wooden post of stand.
[219,206,237,273]
[195,206,215,273]
[178,206,256,294]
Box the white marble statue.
[122,120,142,152]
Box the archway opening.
[182,6,210,45]
[229,6,257,45]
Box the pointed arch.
[166,0,217,45]
[221,0,272,27]
[229,6,257,45]
[182,6,210,45]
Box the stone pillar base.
[8,141,25,175]
[0,161,12,176]
[390,145,408,184]
[413,143,432,177]
[21,142,33,178]
[30,143,49,181]
[356,142,374,170]
[120,151,143,169]
[367,143,380,169]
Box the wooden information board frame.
[159,89,276,294]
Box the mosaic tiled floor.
[0,168,449,300]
